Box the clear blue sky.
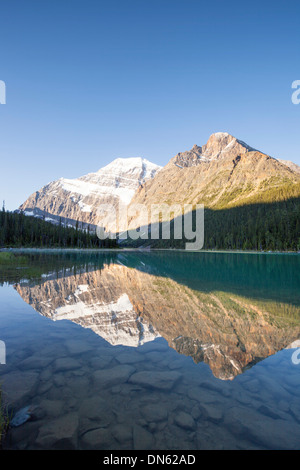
[0,0,299,210]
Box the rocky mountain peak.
[19,156,162,228]
[97,157,159,173]
[19,134,300,236]
[201,132,256,160]
[206,131,233,148]
[171,144,202,168]
[80,157,162,191]
[171,132,256,168]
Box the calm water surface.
[0,250,299,450]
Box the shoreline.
[0,247,299,255]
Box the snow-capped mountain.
[15,267,160,348]
[15,260,300,379]
[19,157,162,229]
[19,133,300,236]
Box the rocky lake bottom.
[0,302,299,450]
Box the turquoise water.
[0,251,299,449]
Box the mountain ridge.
[126,133,300,232]
[19,156,162,229]
[15,259,300,380]
[19,133,300,244]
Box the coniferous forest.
[0,209,117,249]
[202,198,300,251]
[122,197,300,251]
[0,197,299,251]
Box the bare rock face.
[128,132,300,228]
[19,132,300,234]
[19,157,162,230]
[172,133,255,168]
[172,144,203,168]
[277,159,300,174]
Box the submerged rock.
[10,406,32,427]
[129,370,182,391]
[53,357,80,372]
[133,424,154,450]
[174,411,196,430]
[141,404,168,422]
[1,371,39,407]
[35,412,79,449]
[93,365,135,388]
[80,427,113,450]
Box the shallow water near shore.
[0,251,299,450]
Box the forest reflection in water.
[12,250,300,380]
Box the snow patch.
[60,178,136,205]
[78,200,92,213]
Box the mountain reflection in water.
[14,251,300,380]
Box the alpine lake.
[0,250,299,450]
